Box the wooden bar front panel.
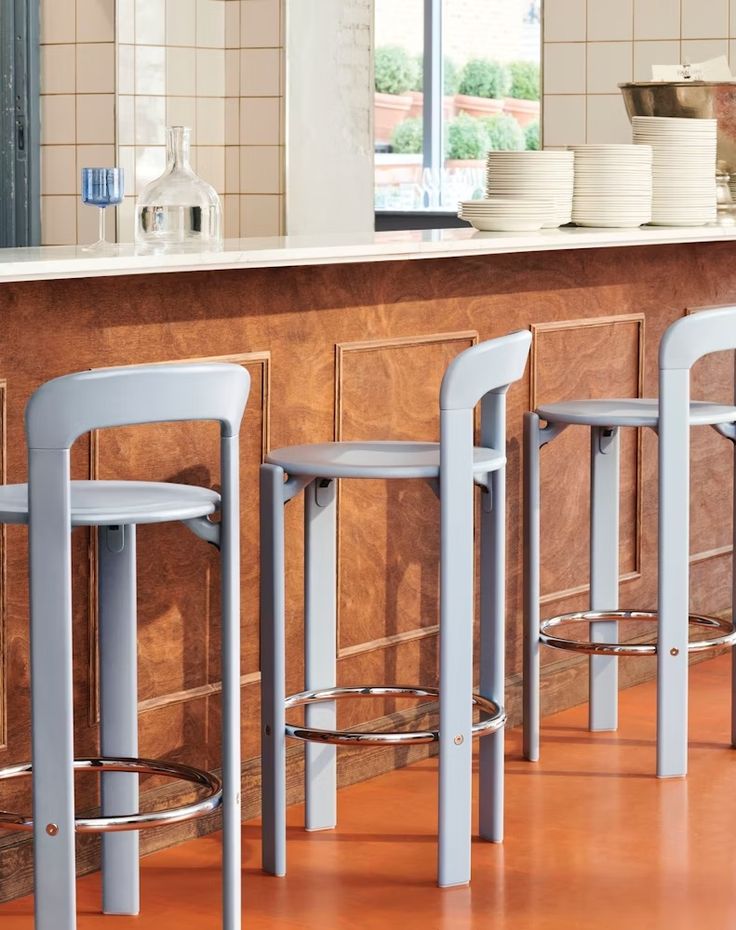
[0,241,735,897]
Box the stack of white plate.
[632,116,717,226]
[571,144,653,228]
[485,151,574,227]
[458,197,555,232]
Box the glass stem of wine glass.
[98,206,106,246]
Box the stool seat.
[537,397,736,429]
[266,440,505,480]
[0,480,220,526]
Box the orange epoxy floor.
[3,656,736,930]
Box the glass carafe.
[135,126,222,252]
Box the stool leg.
[523,412,541,761]
[220,434,242,930]
[438,408,474,888]
[657,370,690,778]
[479,461,505,843]
[261,463,287,876]
[98,524,140,916]
[29,449,77,930]
[304,478,337,832]
[589,427,620,732]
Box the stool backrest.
[26,362,250,450]
[440,329,532,412]
[660,304,736,371]
[657,304,736,776]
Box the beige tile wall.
[39,0,284,245]
[117,0,284,242]
[40,0,116,244]
[543,0,736,145]
[232,0,285,237]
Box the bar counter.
[0,227,734,898]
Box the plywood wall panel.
[0,241,736,899]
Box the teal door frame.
[0,0,41,248]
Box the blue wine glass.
[81,167,124,252]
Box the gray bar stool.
[0,362,249,930]
[260,330,531,888]
[524,306,736,778]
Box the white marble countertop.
[1,225,736,284]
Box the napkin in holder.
[651,55,733,82]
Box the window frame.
[0,0,41,248]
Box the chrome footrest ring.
[284,685,506,746]
[0,756,222,833]
[539,609,736,657]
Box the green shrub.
[410,55,461,94]
[446,113,489,160]
[411,54,424,92]
[508,60,540,101]
[458,58,509,99]
[390,117,423,154]
[443,56,460,95]
[525,120,540,151]
[375,46,420,95]
[481,113,525,151]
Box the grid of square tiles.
[543,0,736,146]
[117,0,284,241]
[39,0,117,244]
[39,0,284,244]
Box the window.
[374,0,541,215]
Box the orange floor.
[3,655,736,929]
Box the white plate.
[487,173,574,181]
[632,131,717,139]
[487,184,573,191]
[652,167,715,174]
[574,211,652,216]
[461,211,554,218]
[486,166,572,174]
[636,141,716,147]
[573,222,648,228]
[486,152,573,160]
[572,211,652,216]
[649,220,712,227]
[487,179,573,185]
[632,120,716,131]
[570,143,649,150]
[574,162,652,167]
[574,189,652,195]
[461,215,547,231]
[652,197,716,203]
[573,155,653,162]
[573,207,651,214]
[459,200,554,211]
[574,182,653,188]
[574,173,652,178]
[651,204,716,209]
[633,132,715,140]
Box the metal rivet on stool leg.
[454,735,464,745]
[264,725,271,736]
[45,823,59,836]
[670,648,680,656]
